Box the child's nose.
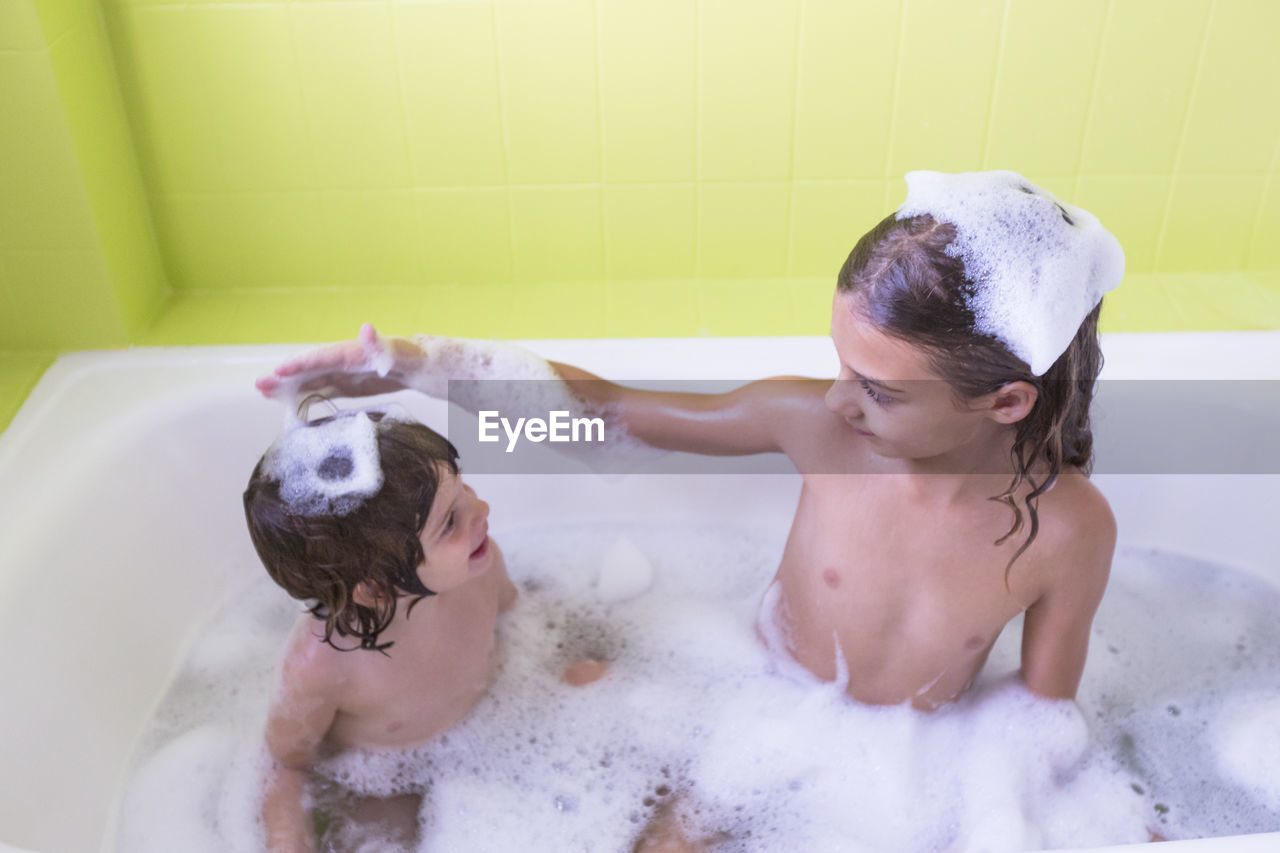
[825,380,862,418]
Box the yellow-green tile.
[598,0,696,183]
[230,192,333,289]
[496,0,600,185]
[985,0,1106,175]
[789,277,835,336]
[604,185,696,280]
[0,0,45,50]
[416,189,512,285]
[699,183,790,278]
[603,280,701,337]
[4,251,127,349]
[1160,176,1262,272]
[510,187,604,283]
[396,1,506,187]
[190,5,316,191]
[789,180,886,278]
[1080,0,1209,174]
[890,0,1002,175]
[291,1,409,188]
[1249,178,1280,269]
[1075,175,1170,275]
[699,0,798,182]
[157,194,246,289]
[506,281,605,339]
[1097,273,1184,333]
[216,289,317,345]
[698,279,795,337]
[1164,273,1279,331]
[315,287,427,341]
[49,18,169,337]
[794,0,899,180]
[140,290,242,346]
[0,53,95,240]
[1178,1,1280,174]
[107,6,227,193]
[415,282,524,340]
[322,190,424,289]
[32,0,90,47]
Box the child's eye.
[443,510,456,533]
[860,380,893,405]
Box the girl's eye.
[443,510,456,534]
[860,380,893,405]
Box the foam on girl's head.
[261,410,384,517]
[895,170,1124,375]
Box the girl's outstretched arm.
[256,324,828,459]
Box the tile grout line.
[593,0,610,283]
[1243,117,1280,269]
[881,0,908,211]
[696,0,706,281]
[978,0,1010,172]
[1071,0,1111,204]
[784,0,805,279]
[489,0,517,288]
[384,0,429,289]
[1151,0,1214,273]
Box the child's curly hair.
[244,413,460,652]
[838,212,1104,578]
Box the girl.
[257,170,1124,712]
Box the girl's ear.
[351,581,385,608]
[985,381,1038,424]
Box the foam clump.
[261,410,383,516]
[896,170,1124,375]
[1214,693,1280,812]
[596,535,655,603]
[407,335,564,399]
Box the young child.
[244,408,517,851]
[256,170,1123,717]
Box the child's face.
[414,465,495,593]
[825,292,1001,461]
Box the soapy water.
[113,524,1280,852]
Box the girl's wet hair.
[837,212,1104,579]
[244,413,460,652]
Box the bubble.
[896,170,1124,375]
[261,410,383,516]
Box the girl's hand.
[255,323,425,400]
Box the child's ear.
[985,380,1038,424]
[351,581,385,608]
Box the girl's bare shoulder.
[1027,470,1118,588]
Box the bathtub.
[0,332,1277,853]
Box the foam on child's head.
[895,170,1124,375]
[261,410,385,517]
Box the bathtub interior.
[0,333,1277,853]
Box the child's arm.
[261,644,340,853]
[1018,497,1116,700]
[256,324,825,459]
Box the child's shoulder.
[276,614,350,699]
[1026,470,1117,589]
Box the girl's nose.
[825,380,862,419]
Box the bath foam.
[896,170,1124,375]
[114,525,1280,852]
[261,410,383,516]
[596,534,656,603]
